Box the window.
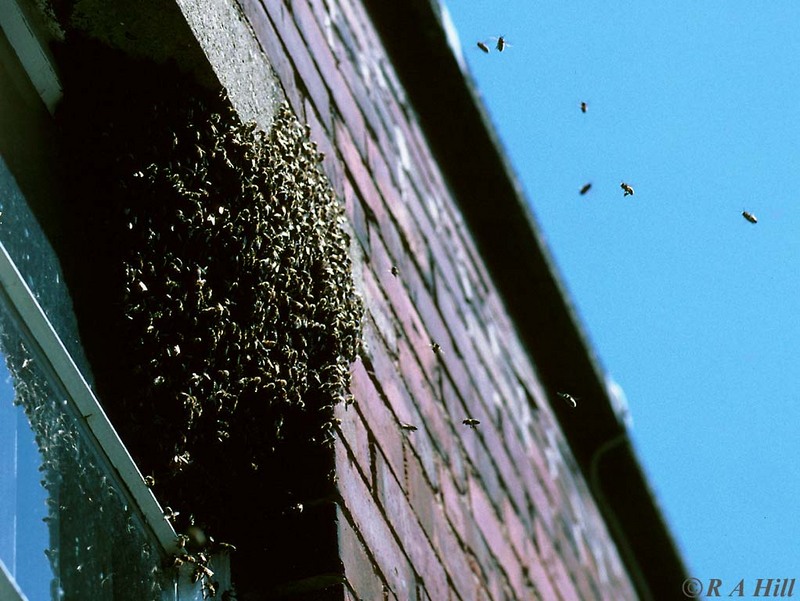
[0,164,188,599]
[0,2,231,597]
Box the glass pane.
[0,367,51,600]
[0,292,171,600]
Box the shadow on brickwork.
[53,37,361,597]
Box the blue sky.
[445,1,800,594]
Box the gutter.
[361,0,688,597]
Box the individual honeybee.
[476,41,490,53]
[580,101,588,113]
[495,36,508,52]
[400,423,418,432]
[620,182,634,196]
[390,266,399,277]
[216,542,237,553]
[579,183,592,195]
[462,418,480,428]
[431,342,443,356]
[557,392,578,408]
[203,580,218,599]
[742,210,758,224]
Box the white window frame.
[0,560,27,601]
[0,0,62,113]
[0,4,232,595]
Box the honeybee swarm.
[58,50,362,546]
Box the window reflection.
[0,362,52,601]
[0,297,168,600]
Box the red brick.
[432,512,480,601]
[335,401,371,487]
[374,450,450,601]
[336,442,416,600]
[405,450,438,541]
[439,467,468,540]
[336,117,379,215]
[255,0,332,126]
[239,0,305,114]
[403,421,440,494]
[467,477,528,600]
[525,550,560,601]
[343,177,370,253]
[361,263,399,356]
[304,96,340,194]
[338,508,387,601]
[361,321,419,430]
[243,1,643,597]
[330,0,370,56]
[502,498,532,570]
[349,358,404,483]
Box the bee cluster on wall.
[56,44,362,554]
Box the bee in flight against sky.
[495,36,508,52]
[476,41,490,53]
[400,423,418,432]
[580,101,588,113]
[557,392,578,408]
[742,210,758,224]
[579,183,592,195]
[620,182,634,196]
[462,418,480,428]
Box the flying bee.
[390,266,399,277]
[462,418,480,428]
[742,210,758,224]
[495,36,509,52]
[431,342,443,356]
[164,507,180,522]
[476,41,490,53]
[400,422,418,432]
[620,182,634,196]
[144,475,156,488]
[216,542,237,553]
[580,101,588,113]
[557,391,578,408]
[579,183,592,195]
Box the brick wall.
[237,0,638,598]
